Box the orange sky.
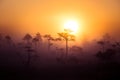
[0,0,120,42]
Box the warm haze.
[0,0,120,79]
[0,0,120,42]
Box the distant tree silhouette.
[96,34,117,61]
[36,32,42,42]
[96,49,116,61]
[32,32,43,50]
[103,33,111,43]
[32,37,39,50]
[23,33,32,44]
[43,34,54,51]
[116,42,120,53]
[70,46,83,54]
[24,44,35,68]
[97,41,105,53]
[112,41,120,53]
[5,35,13,46]
[53,37,62,51]
[54,37,62,41]
[58,29,75,58]
[97,33,111,52]
[35,33,43,45]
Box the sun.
[64,20,79,33]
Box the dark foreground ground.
[0,62,120,80]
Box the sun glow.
[64,20,79,33]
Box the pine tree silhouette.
[23,33,32,44]
[43,34,54,51]
[58,29,75,58]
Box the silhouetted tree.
[54,37,62,53]
[24,44,35,68]
[97,41,105,52]
[96,34,117,61]
[36,32,42,42]
[70,46,83,54]
[33,32,42,49]
[32,37,39,50]
[43,34,54,51]
[97,33,111,52]
[103,33,111,43]
[32,33,42,51]
[23,33,32,44]
[58,29,75,58]
[112,41,120,53]
[96,49,116,61]
[5,35,13,46]
[54,37,62,41]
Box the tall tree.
[58,29,75,58]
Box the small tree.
[36,33,42,43]
[32,32,42,50]
[32,37,39,50]
[5,35,13,46]
[112,41,120,53]
[23,33,32,44]
[71,46,83,54]
[103,33,111,43]
[96,34,117,61]
[97,41,105,53]
[96,49,116,61]
[36,32,42,42]
[24,45,35,68]
[97,33,111,52]
[43,34,54,51]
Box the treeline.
[0,32,120,67]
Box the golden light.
[64,20,79,33]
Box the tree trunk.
[66,39,68,58]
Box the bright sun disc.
[64,20,78,33]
